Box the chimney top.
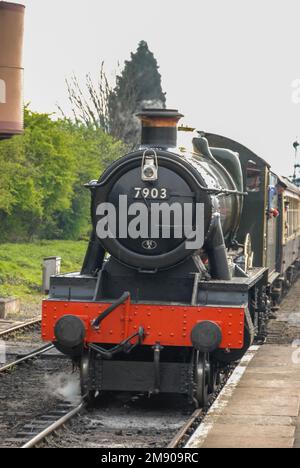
[136,108,183,148]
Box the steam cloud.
[45,372,81,403]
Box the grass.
[0,240,87,300]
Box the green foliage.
[109,41,166,146]
[0,108,125,242]
[0,240,87,298]
[65,41,166,147]
[115,40,166,106]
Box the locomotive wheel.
[195,351,210,407]
[208,361,218,394]
[80,350,90,396]
[80,349,96,402]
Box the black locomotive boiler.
[42,109,300,406]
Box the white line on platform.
[185,345,260,449]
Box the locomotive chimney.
[136,109,183,149]
[0,2,25,139]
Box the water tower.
[0,2,25,139]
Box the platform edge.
[185,345,260,448]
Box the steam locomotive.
[42,109,300,406]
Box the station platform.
[186,344,300,448]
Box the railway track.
[2,317,296,448]
[21,366,232,449]
[11,391,203,448]
[0,318,41,340]
[20,391,223,449]
[21,401,84,448]
[0,355,76,448]
[11,397,203,448]
[167,408,204,448]
[0,343,54,374]
[168,365,233,448]
[16,393,187,448]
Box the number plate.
[132,187,169,200]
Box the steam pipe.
[91,291,130,329]
[206,213,231,280]
[193,136,245,241]
[89,326,144,359]
[81,231,105,276]
[193,136,238,192]
[81,183,105,276]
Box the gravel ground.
[43,393,190,448]
[1,332,192,449]
[0,358,76,448]
[1,322,47,365]
[6,298,42,322]
[0,298,41,337]
[1,356,191,448]
[5,326,43,346]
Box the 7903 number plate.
[133,187,169,200]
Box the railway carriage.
[276,177,300,294]
[42,109,300,406]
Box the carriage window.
[246,160,262,192]
[286,197,300,238]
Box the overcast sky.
[13,0,300,176]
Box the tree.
[0,108,125,242]
[109,41,166,146]
[62,62,111,133]
[64,41,166,146]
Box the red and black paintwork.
[42,110,300,405]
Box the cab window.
[246,160,262,192]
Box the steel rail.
[168,363,237,448]
[0,343,54,373]
[21,402,85,448]
[167,409,204,448]
[0,318,41,339]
